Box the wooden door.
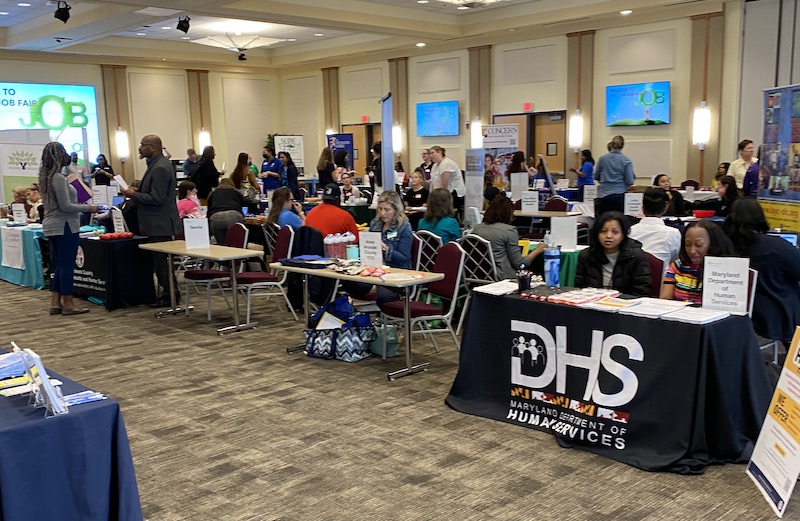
[533,113,566,176]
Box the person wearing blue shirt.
[595,135,634,215]
[418,188,462,243]
[266,187,305,231]
[260,145,282,191]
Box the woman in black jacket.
[207,178,245,244]
[278,151,299,200]
[575,211,651,297]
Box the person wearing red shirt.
[304,183,360,239]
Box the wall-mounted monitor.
[416,100,459,137]
[606,81,670,127]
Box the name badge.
[387,231,398,240]
[415,193,421,199]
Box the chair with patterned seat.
[183,223,249,321]
[236,225,297,323]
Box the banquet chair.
[262,222,281,259]
[747,268,779,364]
[680,179,700,190]
[543,196,569,211]
[416,230,442,274]
[643,252,664,297]
[235,225,297,323]
[298,187,308,202]
[456,233,499,336]
[184,223,249,321]
[379,242,466,353]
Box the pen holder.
[516,271,532,292]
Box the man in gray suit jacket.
[122,134,181,306]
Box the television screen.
[606,81,670,126]
[416,100,459,137]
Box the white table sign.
[107,185,118,201]
[702,256,749,314]
[532,179,545,190]
[582,185,597,214]
[111,207,128,233]
[683,186,695,202]
[551,216,578,250]
[520,191,538,213]
[11,203,27,223]
[624,193,643,217]
[359,231,382,268]
[92,186,109,206]
[557,179,570,189]
[510,172,528,201]
[183,218,210,249]
[748,327,800,517]
[1,226,24,269]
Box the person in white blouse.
[429,145,466,215]
[629,187,681,279]
[728,139,757,189]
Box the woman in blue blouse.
[266,187,304,230]
[570,149,595,200]
[418,188,461,243]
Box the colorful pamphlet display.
[748,327,800,517]
[183,218,210,249]
[359,231,382,268]
[702,256,750,315]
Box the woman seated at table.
[177,180,202,218]
[472,193,545,280]
[418,188,462,244]
[710,162,730,189]
[653,174,687,217]
[403,168,429,208]
[341,191,412,304]
[266,187,305,231]
[8,185,32,220]
[207,178,246,245]
[660,220,734,304]
[339,172,361,204]
[723,198,800,344]
[694,175,740,218]
[575,211,651,297]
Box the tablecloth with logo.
[446,292,773,473]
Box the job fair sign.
[0,82,101,159]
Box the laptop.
[768,232,799,247]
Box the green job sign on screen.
[0,82,100,159]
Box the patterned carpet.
[0,280,793,521]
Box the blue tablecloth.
[0,226,45,289]
[0,370,142,521]
[537,188,581,209]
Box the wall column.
[101,64,131,181]
[321,67,340,134]
[468,45,492,137]
[388,57,409,171]
[187,69,212,153]
[566,31,594,168]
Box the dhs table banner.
[446,292,771,473]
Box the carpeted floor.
[1,280,793,521]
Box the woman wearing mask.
[569,149,595,200]
[194,145,222,205]
[40,142,98,315]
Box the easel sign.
[747,326,800,517]
[183,218,210,249]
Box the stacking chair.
[416,230,442,274]
[643,252,664,297]
[298,187,308,202]
[235,225,297,323]
[379,242,466,352]
[680,179,700,190]
[456,233,499,336]
[184,223,249,321]
[543,196,568,211]
[262,222,281,259]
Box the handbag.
[368,324,399,358]
[240,182,260,203]
[304,326,375,362]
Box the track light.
[176,16,190,34]
[54,1,70,23]
[238,52,246,61]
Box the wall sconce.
[568,110,584,152]
[692,101,711,151]
[470,118,483,148]
[392,123,402,154]
[198,127,211,151]
[325,128,335,136]
[115,127,129,162]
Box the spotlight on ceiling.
[238,52,246,61]
[54,1,71,23]
[176,16,190,34]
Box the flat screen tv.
[606,81,670,126]
[416,100,459,137]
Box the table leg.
[217,259,257,335]
[154,252,194,318]
[287,273,311,353]
[388,286,429,380]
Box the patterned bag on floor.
[304,329,336,360]
[334,326,376,362]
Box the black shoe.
[148,296,172,308]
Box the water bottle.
[323,234,335,258]
[544,245,561,287]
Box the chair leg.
[419,320,440,352]
[185,280,191,316]
[206,282,213,321]
[245,286,252,324]
[456,293,471,337]
[279,286,298,321]
[447,320,459,350]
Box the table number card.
[551,216,578,250]
[11,203,27,223]
[520,191,538,213]
[702,256,749,314]
[624,193,643,217]
[183,218,210,249]
[359,231,382,268]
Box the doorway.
[341,123,382,182]
[493,112,566,175]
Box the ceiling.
[0,0,725,72]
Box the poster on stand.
[327,134,354,171]
[483,124,520,191]
[274,135,304,172]
[759,85,800,205]
[464,148,485,220]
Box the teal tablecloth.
[0,226,45,289]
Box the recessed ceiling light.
[314,33,324,36]
[137,33,146,36]
[620,9,632,15]
[287,38,296,41]
[0,11,9,15]
[181,36,190,40]
[508,28,516,32]
[457,5,469,9]
[17,3,31,7]
[161,26,171,30]
[416,42,426,47]
[417,0,429,3]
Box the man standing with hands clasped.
[121,134,181,307]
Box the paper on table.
[659,307,730,324]
[474,280,528,296]
[113,175,129,191]
[0,379,63,397]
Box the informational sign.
[111,207,128,233]
[359,231,382,268]
[91,186,109,206]
[0,226,24,269]
[520,191,538,213]
[326,133,354,171]
[759,85,800,205]
[624,193,643,216]
[11,203,26,223]
[482,124,519,148]
[583,184,597,201]
[748,327,800,517]
[557,179,570,189]
[464,148,485,217]
[702,256,749,314]
[510,172,528,201]
[183,218,210,249]
[551,216,578,250]
[683,185,695,202]
[274,135,304,169]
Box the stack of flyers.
[62,390,107,406]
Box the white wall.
[338,61,390,126]
[407,50,470,168]
[592,20,693,182]
[279,72,323,173]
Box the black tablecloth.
[446,293,773,473]
[74,237,156,310]
[0,371,142,520]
